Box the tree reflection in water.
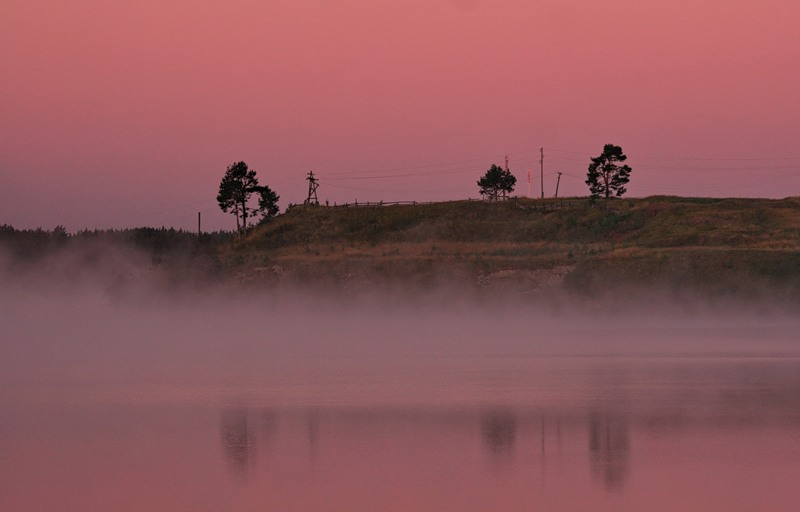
[588,412,630,491]
[480,410,517,467]
[220,409,256,477]
[218,407,635,491]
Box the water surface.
[2,292,799,511]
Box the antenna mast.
[305,171,319,205]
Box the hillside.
[222,196,800,301]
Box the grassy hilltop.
[4,196,798,302]
[222,196,800,301]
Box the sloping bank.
[221,196,800,303]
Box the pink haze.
[1,0,798,231]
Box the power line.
[317,147,554,180]
[548,147,799,161]
[322,154,505,176]
[635,164,798,172]
[316,147,799,185]
[292,144,799,204]
[323,168,476,181]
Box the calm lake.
[2,292,799,511]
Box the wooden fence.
[511,197,581,210]
[331,200,434,208]
[288,197,584,211]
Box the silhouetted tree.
[257,186,280,220]
[478,164,516,201]
[217,161,280,233]
[586,144,632,199]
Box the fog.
[3,242,799,410]
[4,243,800,511]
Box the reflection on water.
[220,409,279,477]
[217,407,635,490]
[588,412,630,491]
[220,410,256,476]
[5,355,800,511]
[480,410,517,458]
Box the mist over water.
[2,246,800,511]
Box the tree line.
[0,224,232,262]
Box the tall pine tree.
[586,145,632,199]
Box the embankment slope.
[224,196,800,302]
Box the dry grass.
[220,196,800,299]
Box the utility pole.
[554,172,562,198]
[197,212,201,236]
[540,147,544,199]
[305,171,319,205]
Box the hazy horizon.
[2,0,799,232]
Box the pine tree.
[478,164,516,201]
[217,161,280,233]
[586,145,632,199]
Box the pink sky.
[2,0,798,231]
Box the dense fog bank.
[3,245,799,364]
[4,219,800,311]
[3,232,800,389]
[2,233,799,417]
